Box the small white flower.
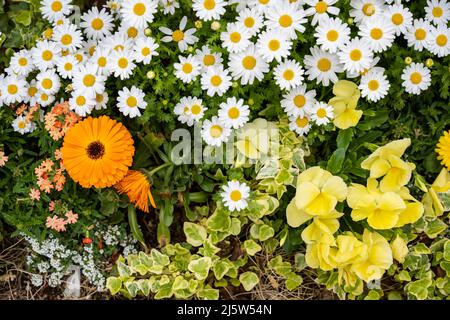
[36,69,61,95]
[256,29,293,63]
[314,17,351,54]
[201,116,231,147]
[309,101,334,126]
[401,62,432,95]
[160,16,199,52]
[174,55,201,83]
[221,22,252,53]
[117,86,147,118]
[12,116,35,134]
[338,38,374,74]
[192,0,227,21]
[289,114,312,136]
[304,46,344,86]
[221,180,250,212]
[359,67,391,102]
[174,96,206,126]
[218,97,250,129]
[80,7,114,40]
[120,0,158,29]
[281,85,317,117]
[133,37,159,64]
[273,59,304,91]
[195,45,223,70]
[229,44,269,85]
[200,65,232,97]
[109,49,136,80]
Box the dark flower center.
[86,141,105,160]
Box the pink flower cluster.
[0,150,8,167]
[34,150,66,194]
[46,210,78,233]
[44,102,79,141]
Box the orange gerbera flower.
[115,170,156,213]
[61,116,135,188]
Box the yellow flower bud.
[248,98,254,105]
[187,46,194,53]
[426,58,434,67]
[405,57,413,64]
[162,100,168,106]
[195,20,203,29]
[347,18,354,25]
[211,21,221,31]
[390,236,408,263]
[144,28,152,36]
[146,71,155,79]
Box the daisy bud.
[187,46,194,53]
[232,81,239,88]
[163,100,168,106]
[347,18,354,25]
[195,20,203,29]
[426,58,434,68]
[65,84,73,92]
[211,21,221,31]
[163,72,168,77]
[405,57,412,64]
[146,71,155,79]
[144,28,152,36]
[248,98,254,106]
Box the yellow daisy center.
[182,63,193,73]
[126,96,137,107]
[362,3,375,16]
[279,15,293,27]
[191,104,202,115]
[317,108,327,118]
[211,75,222,86]
[210,125,223,138]
[172,30,185,42]
[98,57,107,67]
[83,74,96,87]
[230,32,241,43]
[203,0,215,10]
[230,190,242,201]
[370,28,383,40]
[315,1,328,14]
[76,96,86,106]
[242,56,256,70]
[41,93,49,101]
[7,84,18,95]
[133,3,146,16]
[51,1,62,12]
[89,46,96,56]
[18,57,28,66]
[64,62,73,71]
[415,28,426,40]
[91,18,104,30]
[268,39,280,51]
[127,27,138,38]
[244,17,255,28]
[327,30,339,41]
[436,34,448,47]
[61,34,72,46]
[118,58,128,69]
[141,47,151,56]
[432,6,443,17]
[203,54,215,66]
[95,94,104,103]
[410,72,422,84]
[368,79,379,91]
[18,121,26,129]
[114,45,124,51]
[228,107,240,119]
[28,86,38,97]
[296,116,308,128]
[350,49,362,61]
[42,78,53,90]
[75,53,83,62]
[42,50,53,61]
[259,0,270,4]
[294,95,306,108]
[283,69,295,80]
[317,58,331,72]
[391,13,404,25]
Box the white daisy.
[69,91,95,117]
[229,44,269,85]
[72,64,106,98]
[52,16,71,28]
[218,97,250,129]
[425,0,450,26]
[304,46,343,86]
[117,86,147,118]
[236,7,264,37]
[160,16,199,52]
[23,80,39,106]
[221,22,252,53]
[427,25,450,57]
[52,23,83,53]
[109,49,137,80]
[89,46,111,76]
[201,116,231,147]
[103,32,134,52]
[94,91,109,110]
[273,59,304,91]
[36,91,56,107]
[289,114,312,136]
[12,116,35,134]
[281,85,317,117]
[405,19,433,52]
[80,7,114,40]
[384,4,413,36]
[192,0,227,21]
[56,54,79,79]
[200,66,232,97]
[221,180,250,212]
[160,0,180,15]
[120,0,158,29]
[0,76,27,105]
[349,0,386,25]
[338,38,374,74]
[401,62,432,95]
[36,69,61,95]
[264,0,307,40]
[195,46,223,70]
[174,96,206,126]
[304,0,340,26]
[117,23,146,41]
[174,55,201,83]
[31,40,61,70]
[8,49,34,77]
[133,37,159,64]
[248,0,276,13]
[358,16,396,53]
[256,29,292,63]
[359,67,390,102]
[309,101,334,126]
[314,17,351,53]
[40,0,73,22]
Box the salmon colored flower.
[65,210,78,224]
[29,188,41,201]
[0,151,8,167]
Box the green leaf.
[405,278,432,300]
[12,10,31,26]
[123,280,140,298]
[239,272,259,291]
[285,272,302,291]
[128,205,146,249]
[258,224,275,241]
[326,148,346,174]
[188,257,212,280]
[206,208,231,232]
[425,218,447,239]
[364,290,381,300]
[183,222,207,247]
[106,277,122,295]
[443,240,450,261]
[151,249,170,267]
[212,259,231,280]
[197,286,219,300]
[294,253,307,272]
[243,239,262,256]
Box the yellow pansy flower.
[235,118,278,160]
[347,179,407,229]
[395,187,424,227]
[422,168,450,217]
[301,211,343,244]
[291,166,348,217]
[333,233,367,266]
[305,234,337,271]
[361,138,415,192]
[351,229,393,283]
[329,80,363,130]
[390,236,409,263]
